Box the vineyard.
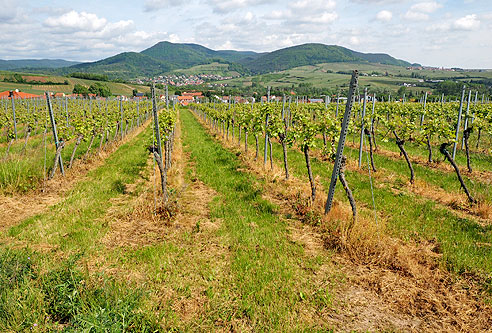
[1,73,492,331]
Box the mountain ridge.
[2,42,420,79]
[0,59,81,70]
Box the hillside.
[0,71,156,96]
[240,43,414,74]
[141,41,261,66]
[68,52,173,79]
[0,59,81,70]
[76,42,415,79]
[351,51,417,67]
[141,42,216,67]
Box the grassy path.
[179,108,338,330]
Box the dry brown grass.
[193,112,492,332]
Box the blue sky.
[1,0,490,68]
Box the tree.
[132,89,138,97]
[73,84,89,96]
[88,82,111,97]
[397,86,407,97]
[435,81,462,96]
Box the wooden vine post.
[150,84,167,204]
[461,90,472,150]
[263,111,270,167]
[120,97,124,140]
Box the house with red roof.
[0,90,42,99]
[177,95,194,106]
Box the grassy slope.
[218,62,492,93]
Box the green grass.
[5,125,150,252]
[0,248,160,332]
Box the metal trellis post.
[325,70,359,214]
[358,88,367,168]
[452,86,466,160]
[45,92,64,175]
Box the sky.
[0,0,491,68]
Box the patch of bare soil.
[0,118,152,232]
[193,111,492,332]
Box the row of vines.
[191,92,492,217]
[0,95,156,192]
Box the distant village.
[132,73,238,87]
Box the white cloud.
[144,0,187,11]
[44,11,108,32]
[350,0,404,3]
[404,1,442,21]
[349,36,360,45]
[208,0,277,13]
[263,0,338,27]
[425,22,451,31]
[376,10,392,22]
[289,0,336,11]
[404,11,429,21]
[454,14,480,30]
[410,1,442,13]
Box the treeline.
[434,80,492,98]
[69,72,109,82]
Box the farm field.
[1,78,492,331]
[217,62,492,93]
[0,71,152,96]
